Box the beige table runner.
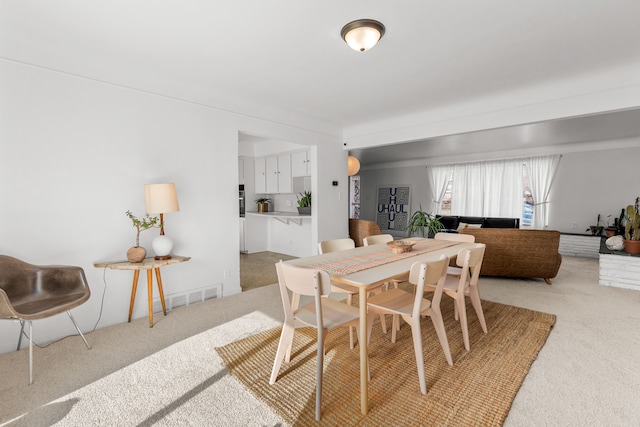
[309,238,457,276]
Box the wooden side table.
[94,255,190,327]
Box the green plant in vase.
[622,197,640,254]
[255,197,271,213]
[406,205,444,237]
[296,191,311,215]
[125,210,161,262]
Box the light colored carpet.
[0,256,639,426]
[217,300,555,426]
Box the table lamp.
[144,183,180,260]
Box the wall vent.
[150,283,223,313]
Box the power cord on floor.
[17,267,108,349]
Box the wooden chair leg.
[270,324,295,384]
[469,286,488,333]
[408,317,427,395]
[457,296,470,351]
[430,309,453,366]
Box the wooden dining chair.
[317,238,388,347]
[367,256,453,395]
[434,231,475,272]
[270,261,372,421]
[424,244,487,351]
[362,234,394,246]
[434,232,475,243]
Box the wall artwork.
[376,186,410,234]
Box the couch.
[459,228,562,285]
[439,215,520,232]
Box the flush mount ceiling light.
[341,19,385,52]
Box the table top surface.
[287,238,473,289]
[94,255,191,270]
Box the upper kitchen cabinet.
[291,150,311,177]
[256,153,292,194]
[255,157,267,193]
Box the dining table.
[285,236,475,415]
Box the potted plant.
[624,197,640,254]
[125,210,161,262]
[296,191,311,215]
[585,214,604,236]
[406,206,444,238]
[255,197,271,213]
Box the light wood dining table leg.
[359,286,369,415]
[128,270,140,322]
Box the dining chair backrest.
[318,238,355,254]
[362,234,394,246]
[275,261,332,327]
[408,255,449,318]
[454,243,486,290]
[434,232,475,243]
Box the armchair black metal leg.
[67,311,91,350]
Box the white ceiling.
[3,1,640,163]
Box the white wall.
[357,144,640,235]
[0,60,345,354]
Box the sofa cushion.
[484,217,520,228]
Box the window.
[435,161,535,225]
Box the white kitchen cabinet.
[262,154,292,194]
[277,153,292,193]
[254,157,266,193]
[291,150,311,177]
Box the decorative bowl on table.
[387,240,416,254]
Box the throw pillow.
[457,222,482,231]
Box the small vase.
[297,207,311,215]
[623,239,640,255]
[127,246,146,263]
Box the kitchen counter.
[244,211,313,256]
[245,211,311,218]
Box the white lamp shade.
[348,156,361,176]
[145,183,180,214]
[152,235,173,257]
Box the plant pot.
[127,246,146,263]
[624,239,640,255]
[605,227,617,237]
[258,202,269,213]
[297,207,311,215]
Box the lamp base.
[152,235,174,260]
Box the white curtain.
[448,158,523,219]
[451,162,484,216]
[427,164,452,214]
[483,159,523,218]
[526,155,561,229]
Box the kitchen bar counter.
[246,211,311,225]
[245,211,311,218]
[244,211,313,256]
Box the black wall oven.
[239,184,245,217]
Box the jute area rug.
[216,299,555,426]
